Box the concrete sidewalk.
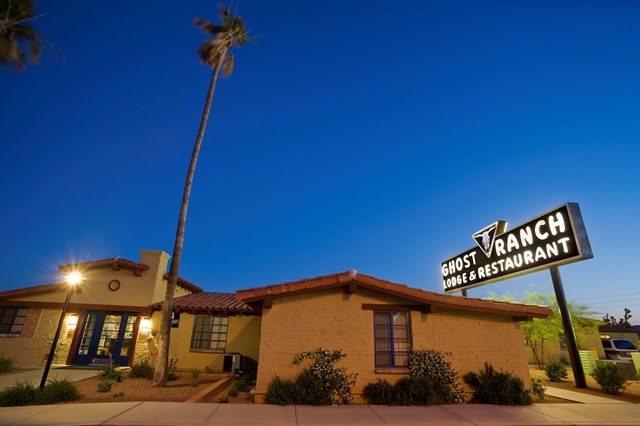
[1,366,639,425]
[1,401,640,426]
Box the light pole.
[39,272,82,390]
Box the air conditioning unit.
[223,353,242,373]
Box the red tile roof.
[0,282,68,300]
[58,257,150,276]
[236,270,552,319]
[162,273,203,294]
[151,292,253,314]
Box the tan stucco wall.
[253,287,532,403]
[526,328,605,364]
[138,312,261,372]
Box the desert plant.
[530,377,546,399]
[0,381,38,407]
[264,376,298,406]
[99,364,121,381]
[96,380,113,393]
[167,364,179,381]
[113,391,124,397]
[463,363,533,406]
[189,368,200,387]
[0,356,14,373]
[292,348,358,405]
[218,396,229,403]
[544,359,568,382]
[36,378,81,404]
[591,363,628,395]
[130,358,154,379]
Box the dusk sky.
[2,1,638,324]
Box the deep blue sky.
[1,0,638,324]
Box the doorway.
[73,311,138,366]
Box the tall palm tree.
[152,4,248,387]
[0,0,45,70]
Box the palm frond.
[222,53,233,77]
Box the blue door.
[73,312,138,366]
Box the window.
[374,311,411,367]
[0,307,28,334]
[190,315,229,350]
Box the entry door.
[73,312,137,366]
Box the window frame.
[373,310,412,368]
[189,314,229,352]
[0,307,29,335]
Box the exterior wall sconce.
[67,314,78,331]
[140,318,151,335]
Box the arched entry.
[73,311,138,366]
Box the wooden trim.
[375,367,410,374]
[345,282,357,294]
[263,296,272,309]
[361,304,423,312]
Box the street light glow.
[66,272,82,286]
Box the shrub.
[530,377,546,399]
[218,396,229,403]
[0,356,14,373]
[130,358,154,379]
[189,368,200,387]
[0,381,38,407]
[591,363,628,395]
[292,348,358,405]
[96,380,113,393]
[408,350,466,403]
[37,379,82,405]
[99,364,121,381]
[264,376,298,406]
[113,391,124,397]
[294,369,332,405]
[544,359,568,382]
[463,363,533,406]
[362,379,395,405]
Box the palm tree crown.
[194,5,248,77]
[0,0,43,70]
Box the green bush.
[0,356,14,373]
[544,359,568,382]
[130,358,154,379]
[362,379,395,405]
[530,377,546,399]
[189,368,200,387]
[591,363,628,395]
[264,376,298,406]
[36,379,82,405]
[0,381,38,407]
[96,380,113,393]
[408,350,466,403]
[99,364,121,381]
[292,348,358,405]
[463,363,533,406]
[295,369,333,405]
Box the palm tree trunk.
[152,60,224,387]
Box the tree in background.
[603,308,632,328]
[152,5,248,387]
[0,0,46,70]
[488,285,601,370]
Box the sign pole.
[549,265,586,388]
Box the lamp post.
[39,272,82,390]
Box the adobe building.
[1,250,553,403]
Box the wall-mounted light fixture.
[140,317,151,335]
[67,314,78,330]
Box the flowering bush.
[408,349,466,403]
[292,348,358,405]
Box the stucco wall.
[139,312,261,372]
[253,287,532,403]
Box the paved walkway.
[0,366,639,425]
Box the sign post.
[441,203,593,388]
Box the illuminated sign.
[442,203,593,293]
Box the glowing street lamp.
[39,272,82,389]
